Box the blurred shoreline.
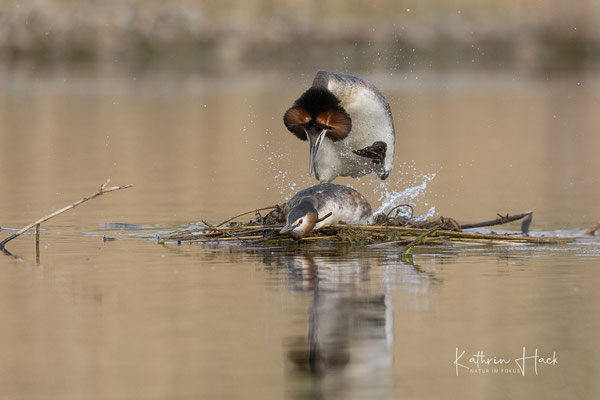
[1,0,599,71]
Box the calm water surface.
[1,66,599,399]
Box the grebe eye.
[298,219,303,225]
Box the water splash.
[373,172,437,220]
[253,133,439,210]
[250,141,298,200]
[273,169,299,199]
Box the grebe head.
[283,87,352,177]
[280,197,319,239]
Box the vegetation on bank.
[1,0,599,68]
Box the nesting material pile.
[159,206,572,248]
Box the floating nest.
[158,204,580,251]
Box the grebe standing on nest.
[283,70,395,182]
[280,183,372,239]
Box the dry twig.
[216,205,279,227]
[202,220,249,244]
[460,212,533,230]
[0,179,132,250]
[585,223,600,236]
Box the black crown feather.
[294,88,341,116]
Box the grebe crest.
[283,71,395,182]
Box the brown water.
[1,65,599,399]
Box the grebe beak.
[280,223,299,234]
[306,127,327,176]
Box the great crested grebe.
[283,70,395,182]
[280,183,372,239]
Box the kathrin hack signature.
[454,347,558,376]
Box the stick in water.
[460,211,533,230]
[0,179,133,250]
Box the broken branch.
[460,211,533,230]
[0,179,132,250]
